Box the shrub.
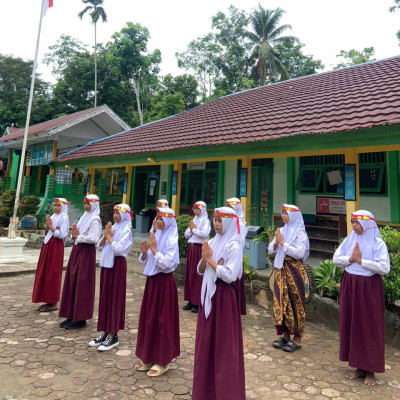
[17,194,40,218]
[380,226,400,306]
[312,259,344,301]
[243,254,256,281]
[176,214,192,258]
[0,189,17,227]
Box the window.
[359,152,386,195]
[297,155,344,194]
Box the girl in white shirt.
[333,210,390,386]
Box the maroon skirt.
[32,237,64,304]
[233,273,247,315]
[192,279,245,400]
[183,243,203,305]
[59,243,96,321]
[339,271,385,373]
[135,272,180,366]
[97,256,127,335]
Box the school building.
[5,56,400,257]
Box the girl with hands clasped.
[89,204,133,351]
[135,207,180,378]
[32,198,69,313]
[183,201,211,313]
[192,207,245,400]
[268,204,310,353]
[333,210,390,386]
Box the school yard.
[0,248,400,400]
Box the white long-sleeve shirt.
[139,240,178,276]
[268,229,307,260]
[184,218,211,244]
[97,229,132,258]
[76,219,102,244]
[52,216,69,240]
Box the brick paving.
[1,255,400,399]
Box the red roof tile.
[0,107,98,143]
[56,56,400,163]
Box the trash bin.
[244,226,267,270]
[136,208,153,233]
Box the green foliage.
[176,214,192,258]
[252,225,275,245]
[0,190,16,227]
[312,259,344,300]
[243,254,256,281]
[17,194,40,218]
[380,226,400,306]
[334,47,375,69]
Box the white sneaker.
[89,332,108,347]
[98,334,119,351]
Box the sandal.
[282,340,301,352]
[147,364,169,377]
[272,337,288,349]
[36,304,46,311]
[135,362,152,371]
[39,304,58,312]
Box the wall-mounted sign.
[239,168,247,197]
[171,171,178,195]
[344,164,356,201]
[316,197,346,215]
[26,144,54,166]
[187,162,206,170]
[19,215,37,229]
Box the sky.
[0,0,399,84]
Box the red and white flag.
[42,0,53,16]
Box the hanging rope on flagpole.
[8,0,46,239]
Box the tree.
[108,22,161,125]
[211,6,256,95]
[334,47,375,69]
[78,0,107,108]
[389,0,400,46]
[274,41,324,80]
[244,5,299,86]
[176,34,221,100]
[0,54,52,132]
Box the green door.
[250,167,273,229]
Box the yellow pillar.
[122,166,132,205]
[344,149,360,233]
[240,156,251,224]
[109,169,114,195]
[25,166,31,177]
[37,166,41,181]
[88,168,95,195]
[170,162,182,216]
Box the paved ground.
[1,249,400,399]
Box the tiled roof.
[0,107,98,143]
[56,56,400,163]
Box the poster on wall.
[316,197,346,215]
[239,168,247,197]
[344,164,356,201]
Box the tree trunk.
[132,77,143,125]
[94,22,97,107]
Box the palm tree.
[78,0,107,107]
[245,5,299,86]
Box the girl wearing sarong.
[333,210,390,386]
[192,207,245,400]
[268,204,309,352]
[32,198,69,312]
[183,201,210,313]
[135,207,180,377]
[59,194,102,330]
[89,204,133,351]
[226,197,248,315]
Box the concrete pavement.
[0,249,400,399]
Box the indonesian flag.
[42,0,53,16]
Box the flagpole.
[8,0,46,239]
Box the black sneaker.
[65,320,87,330]
[98,334,119,351]
[89,332,108,347]
[59,318,72,328]
[191,306,199,313]
[183,302,193,311]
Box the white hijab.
[100,204,133,269]
[44,198,69,244]
[201,207,242,319]
[143,207,180,275]
[338,210,389,266]
[157,199,169,208]
[226,197,247,244]
[76,194,101,238]
[274,204,310,269]
[192,200,208,227]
